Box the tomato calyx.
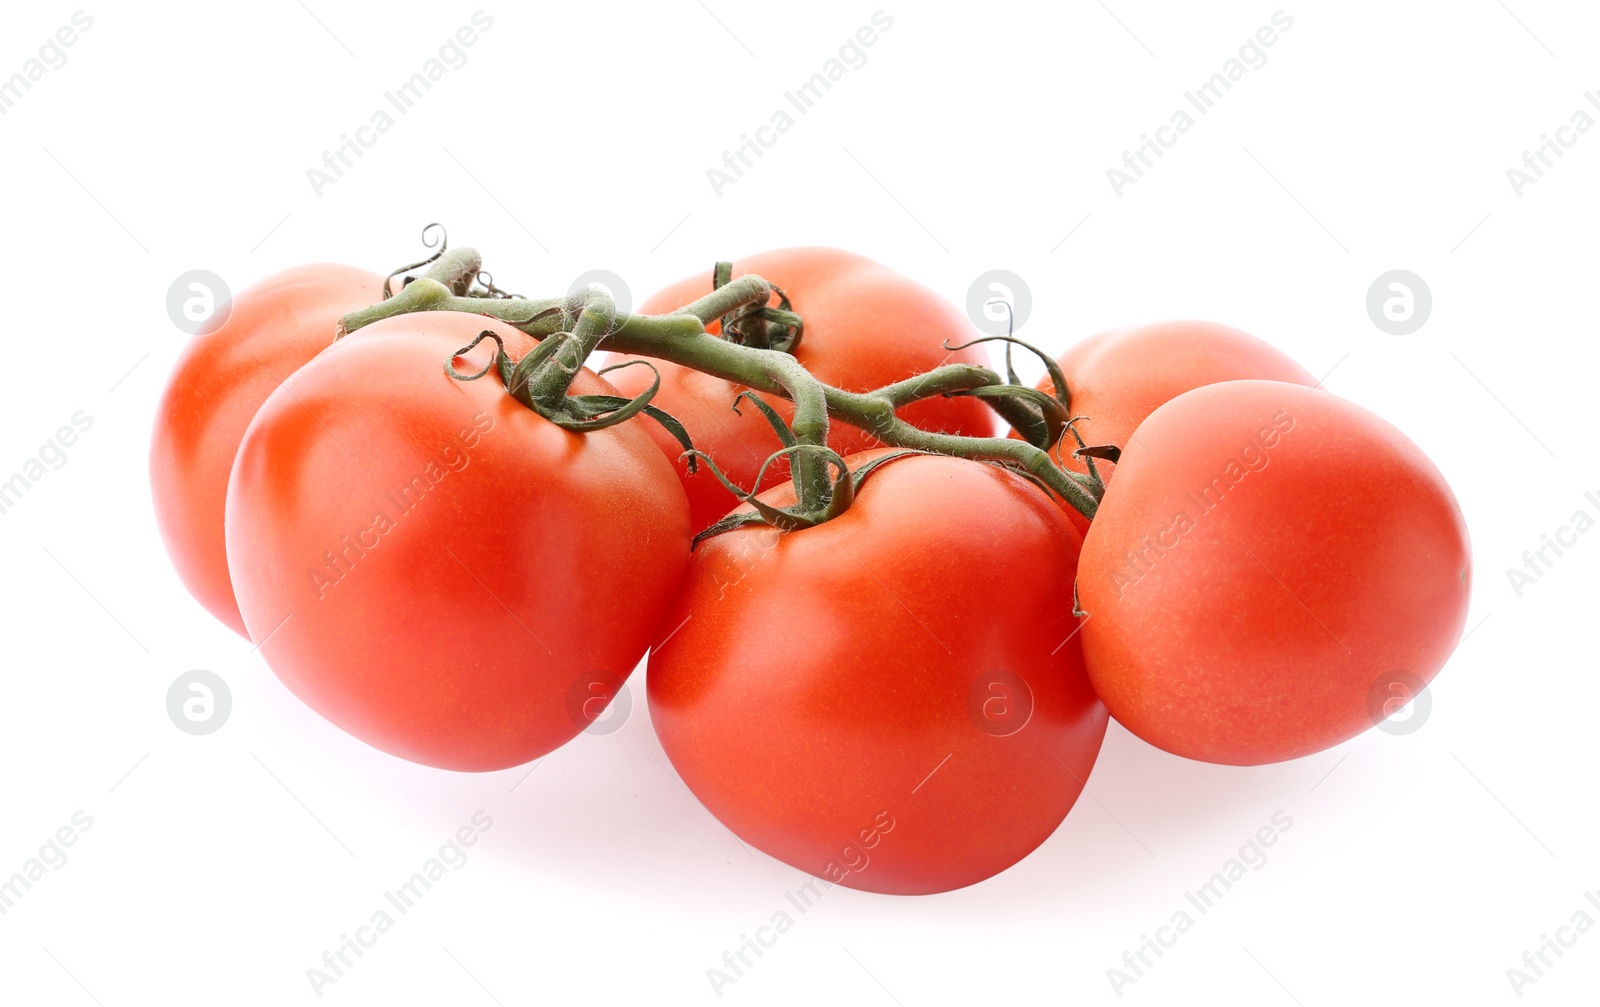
[954,332,1073,411]
[708,260,804,352]
[944,333,1126,495]
[687,390,911,543]
[445,328,699,465]
[691,446,929,546]
[689,444,854,539]
[945,332,1076,447]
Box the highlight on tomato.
[647,450,1107,895]
[1075,379,1471,766]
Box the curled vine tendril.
[382,223,449,299]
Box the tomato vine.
[337,239,1109,537]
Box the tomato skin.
[609,248,995,532]
[1017,320,1316,533]
[1077,380,1471,766]
[648,451,1107,895]
[152,264,385,636]
[225,313,691,772]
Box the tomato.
[1016,320,1316,533]
[1076,380,1470,766]
[608,248,995,532]
[648,450,1107,894]
[225,313,690,771]
[152,264,385,636]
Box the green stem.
[338,264,1099,521]
[757,352,831,510]
[338,279,568,338]
[678,274,772,326]
[604,311,832,510]
[528,290,616,408]
[422,247,485,295]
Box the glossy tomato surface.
[1019,320,1315,533]
[226,313,691,771]
[1077,380,1471,765]
[152,264,385,636]
[648,451,1107,894]
[608,248,995,532]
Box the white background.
[0,1,1595,1004]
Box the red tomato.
[1077,380,1471,765]
[225,313,690,771]
[648,451,1107,894]
[608,248,995,532]
[1017,320,1316,533]
[152,264,385,636]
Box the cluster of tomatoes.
[152,246,1470,896]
